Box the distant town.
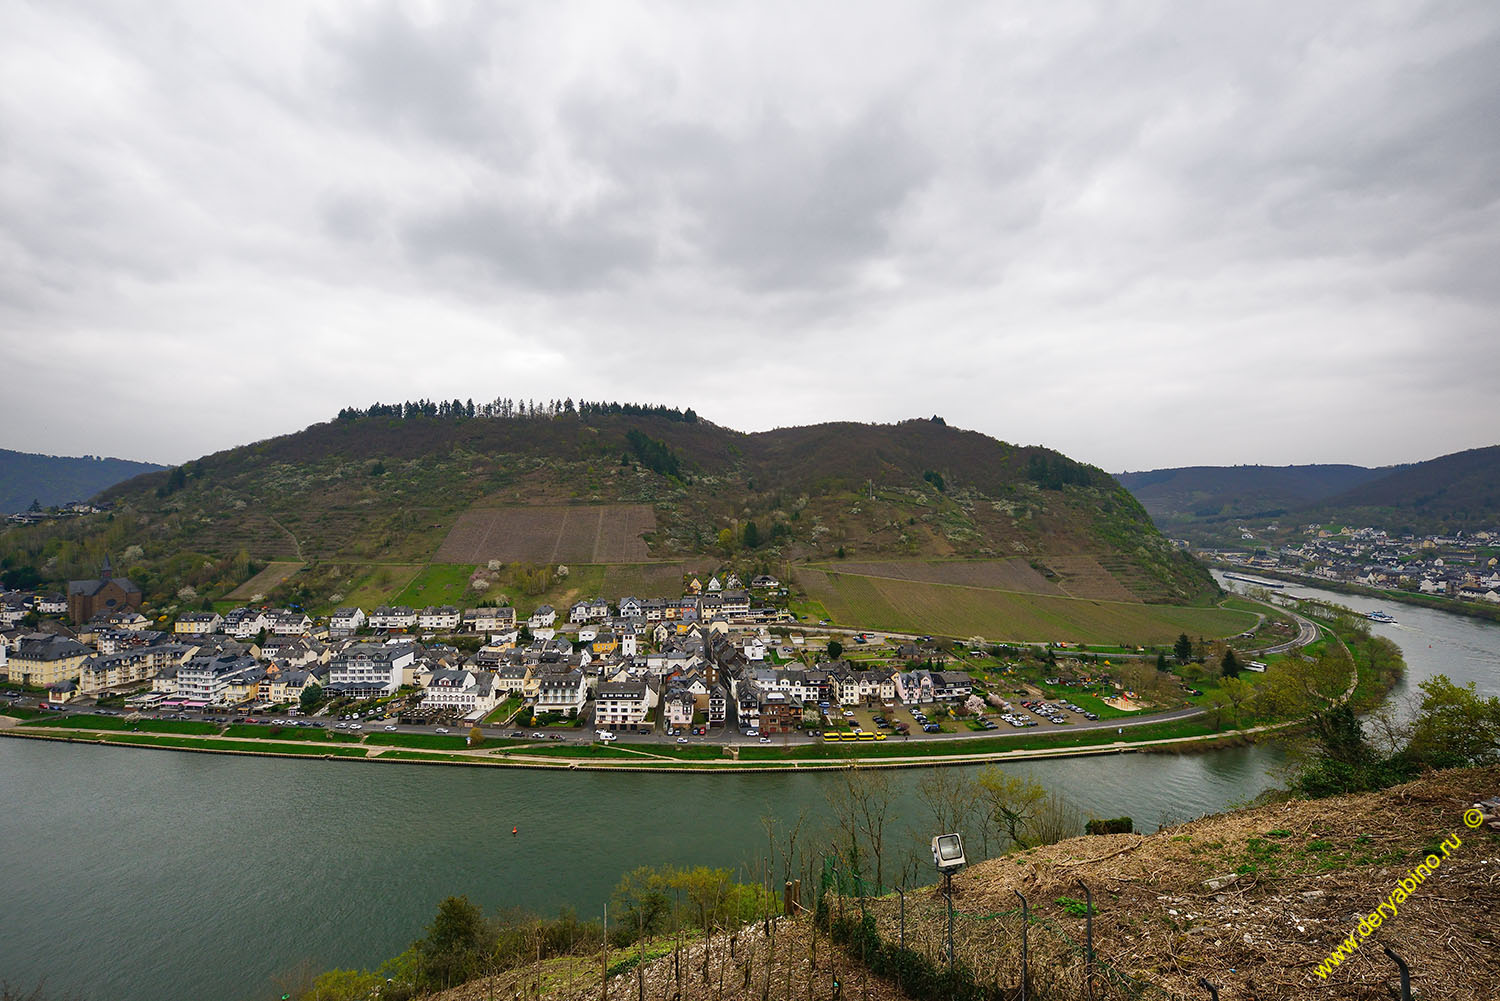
[1200,523,1500,606]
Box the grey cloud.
[2,0,1499,469]
[400,193,655,292]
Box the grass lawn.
[391,563,484,609]
[795,569,1257,644]
[503,743,653,759]
[336,564,425,611]
[1,705,44,719]
[617,742,729,760]
[223,724,361,742]
[23,715,219,735]
[736,716,1221,760]
[100,733,368,756]
[363,732,478,751]
[484,695,524,725]
[376,750,477,762]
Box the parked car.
[384,725,398,731]
[435,727,449,734]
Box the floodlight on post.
[931,833,966,873]
[932,833,965,970]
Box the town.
[0,558,1007,746]
[1202,523,1500,607]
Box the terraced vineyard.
[1042,554,1139,601]
[807,558,1065,594]
[436,505,656,564]
[796,567,1255,644]
[225,561,305,599]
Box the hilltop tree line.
[334,398,699,424]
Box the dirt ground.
[432,766,1499,1001]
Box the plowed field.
[435,505,656,564]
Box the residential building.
[534,669,587,716]
[5,634,91,688]
[174,611,223,635]
[595,680,655,732]
[418,606,461,631]
[422,668,500,719]
[327,643,415,698]
[329,607,367,633]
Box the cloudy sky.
[3,0,1497,471]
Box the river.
[1,579,1495,1001]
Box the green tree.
[742,520,760,549]
[826,640,843,660]
[299,683,323,715]
[611,865,674,944]
[1221,648,1241,678]
[1156,651,1169,672]
[1173,633,1193,664]
[1220,676,1252,726]
[467,725,483,747]
[1403,675,1500,769]
[716,528,734,555]
[416,895,493,989]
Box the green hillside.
[1308,444,1500,534]
[0,406,1218,619]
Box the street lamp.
[931,833,965,968]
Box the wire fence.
[815,857,1162,1001]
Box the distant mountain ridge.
[1118,445,1500,539]
[0,448,165,513]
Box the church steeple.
[100,554,113,581]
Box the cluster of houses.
[1211,526,1500,604]
[1,567,974,735]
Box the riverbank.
[0,706,1307,772]
[1211,563,1500,625]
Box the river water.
[2,579,1495,1001]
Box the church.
[67,556,143,624]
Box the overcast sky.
[3,0,1497,471]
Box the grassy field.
[796,568,1256,644]
[337,564,425,610]
[100,733,369,756]
[22,715,218,735]
[737,716,1221,760]
[391,563,484,608]
[363,731,478,751]
[503,743,653,759]
[223,724,362,742]
[225,561,305,600]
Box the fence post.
[1197,978,1219,1001]
[897,886,905,950]
[1075,878,1094,1001]
[1382,946,1412,1001]
[944,870,956,971]
[1013,890,1029,1001]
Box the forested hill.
[0,448,165,513]
[1119,445,1500,540]
[1308,444,1500,534]
[1115,464,1387,534]
[1,404,1215,605]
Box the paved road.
[1258,607,1320,655]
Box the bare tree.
[825,764,897,892]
